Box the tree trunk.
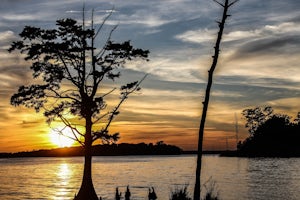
[193,1,233,200]
[75,118,98,200]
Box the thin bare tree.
[194,1,238,200]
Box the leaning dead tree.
[193,1,238,200]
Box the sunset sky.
[1,0,300,152]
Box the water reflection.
[54,163,73,200]
[57,163,71,185]
[247,158,299,200]
[0,156,299,200]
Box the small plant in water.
[170,186,192,200]
[202,178,220,200]
[170,179,220,200]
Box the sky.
[1,0,300,152]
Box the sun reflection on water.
[54,163,73,199]
[58,163,71,182]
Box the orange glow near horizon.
[0,71,250,153]
[0,100,250,153]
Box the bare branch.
[91,9,94,31]
[56,115,85,147]
[82,3,85,30]
[59,115,84,137]
[102,87,117,98]
[64,56,82,80]
[229,0,239,7]
[213,0,225,7]
[53,126,84,146]
[92,111,110,124]
[92,74,148,142]
[95,24,118,59]
[47,88,81,103]
[94,6,115,39]
[57,52,80,87]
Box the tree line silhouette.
[237,106,300,157]
[0,142,182,158]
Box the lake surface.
[0,155,299,200]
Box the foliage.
[239,106,300,156]
[242,106,274,135]
[9,17,149,145]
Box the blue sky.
[1,0,300,152]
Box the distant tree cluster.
[238,106,300,157]
[93,141,182,156]
[0,142,182,158]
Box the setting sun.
[49,127,76,148]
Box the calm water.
[0,155,299,200]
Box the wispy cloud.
[175,21,300,44]
[0,30,15,41]
[175,28,216,44]
[2,14,37,21]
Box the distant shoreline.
[0,142,185,158]
[2,148,299,158]
[0,142,230,158]
[0,151,222,158]
[220,150,300,158]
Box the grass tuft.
[170,186,192,200]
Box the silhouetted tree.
[239,106,300,156]
[9,9,149,200]
[194,1,238,200]
[242,106,274,135]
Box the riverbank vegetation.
[170,182,220,200]
[94,182,220,200]
[237,106,300,157]
[0,142,182,158]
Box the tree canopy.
[9,17,149,145]
[238,106,300,157]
